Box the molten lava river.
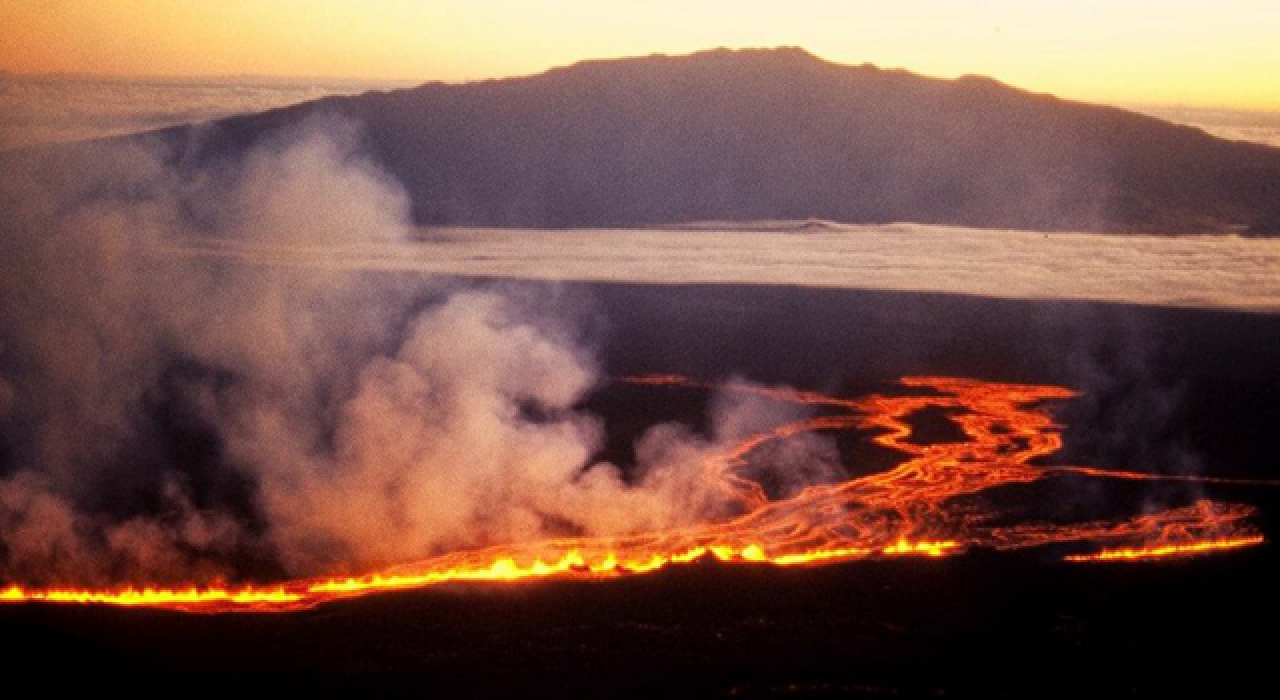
[1,376,1272,613]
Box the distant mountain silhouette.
[154,48,1280,234]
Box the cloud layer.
[158,223,1280,312]
[0,75,405,151]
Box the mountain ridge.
[125,48,1280,235]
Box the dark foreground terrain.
[6,549,1278,698]
[4,283,1279,698]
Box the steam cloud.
[0,119,834,585]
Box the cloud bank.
[0,75,404,151]
[157,224,1280,312]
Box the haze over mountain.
[85,49,1280,234]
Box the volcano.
[131,47,1280,235]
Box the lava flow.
[1,375,1273,613]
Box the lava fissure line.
[1049,466,1280,487]
[0,375,1266,613]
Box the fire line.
[1,375,1272,613]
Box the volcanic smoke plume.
[0,118,1271,609]
[0,118,825,586]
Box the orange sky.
[2,0,1278,108]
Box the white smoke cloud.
[225,291,840,574]
[0,471,244,585]
[229,290,608,572]
[0,119,835,584]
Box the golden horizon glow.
[1,1,1278,109]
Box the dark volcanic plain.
[4,282,1279,698]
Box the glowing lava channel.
[1,376,1271,613]
[1063,535,1266,562]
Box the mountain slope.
[157,48,1280,234]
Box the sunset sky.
[2,0,1278,108]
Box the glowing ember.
[1,375,1271,613]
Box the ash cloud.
[0,120,827,585]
